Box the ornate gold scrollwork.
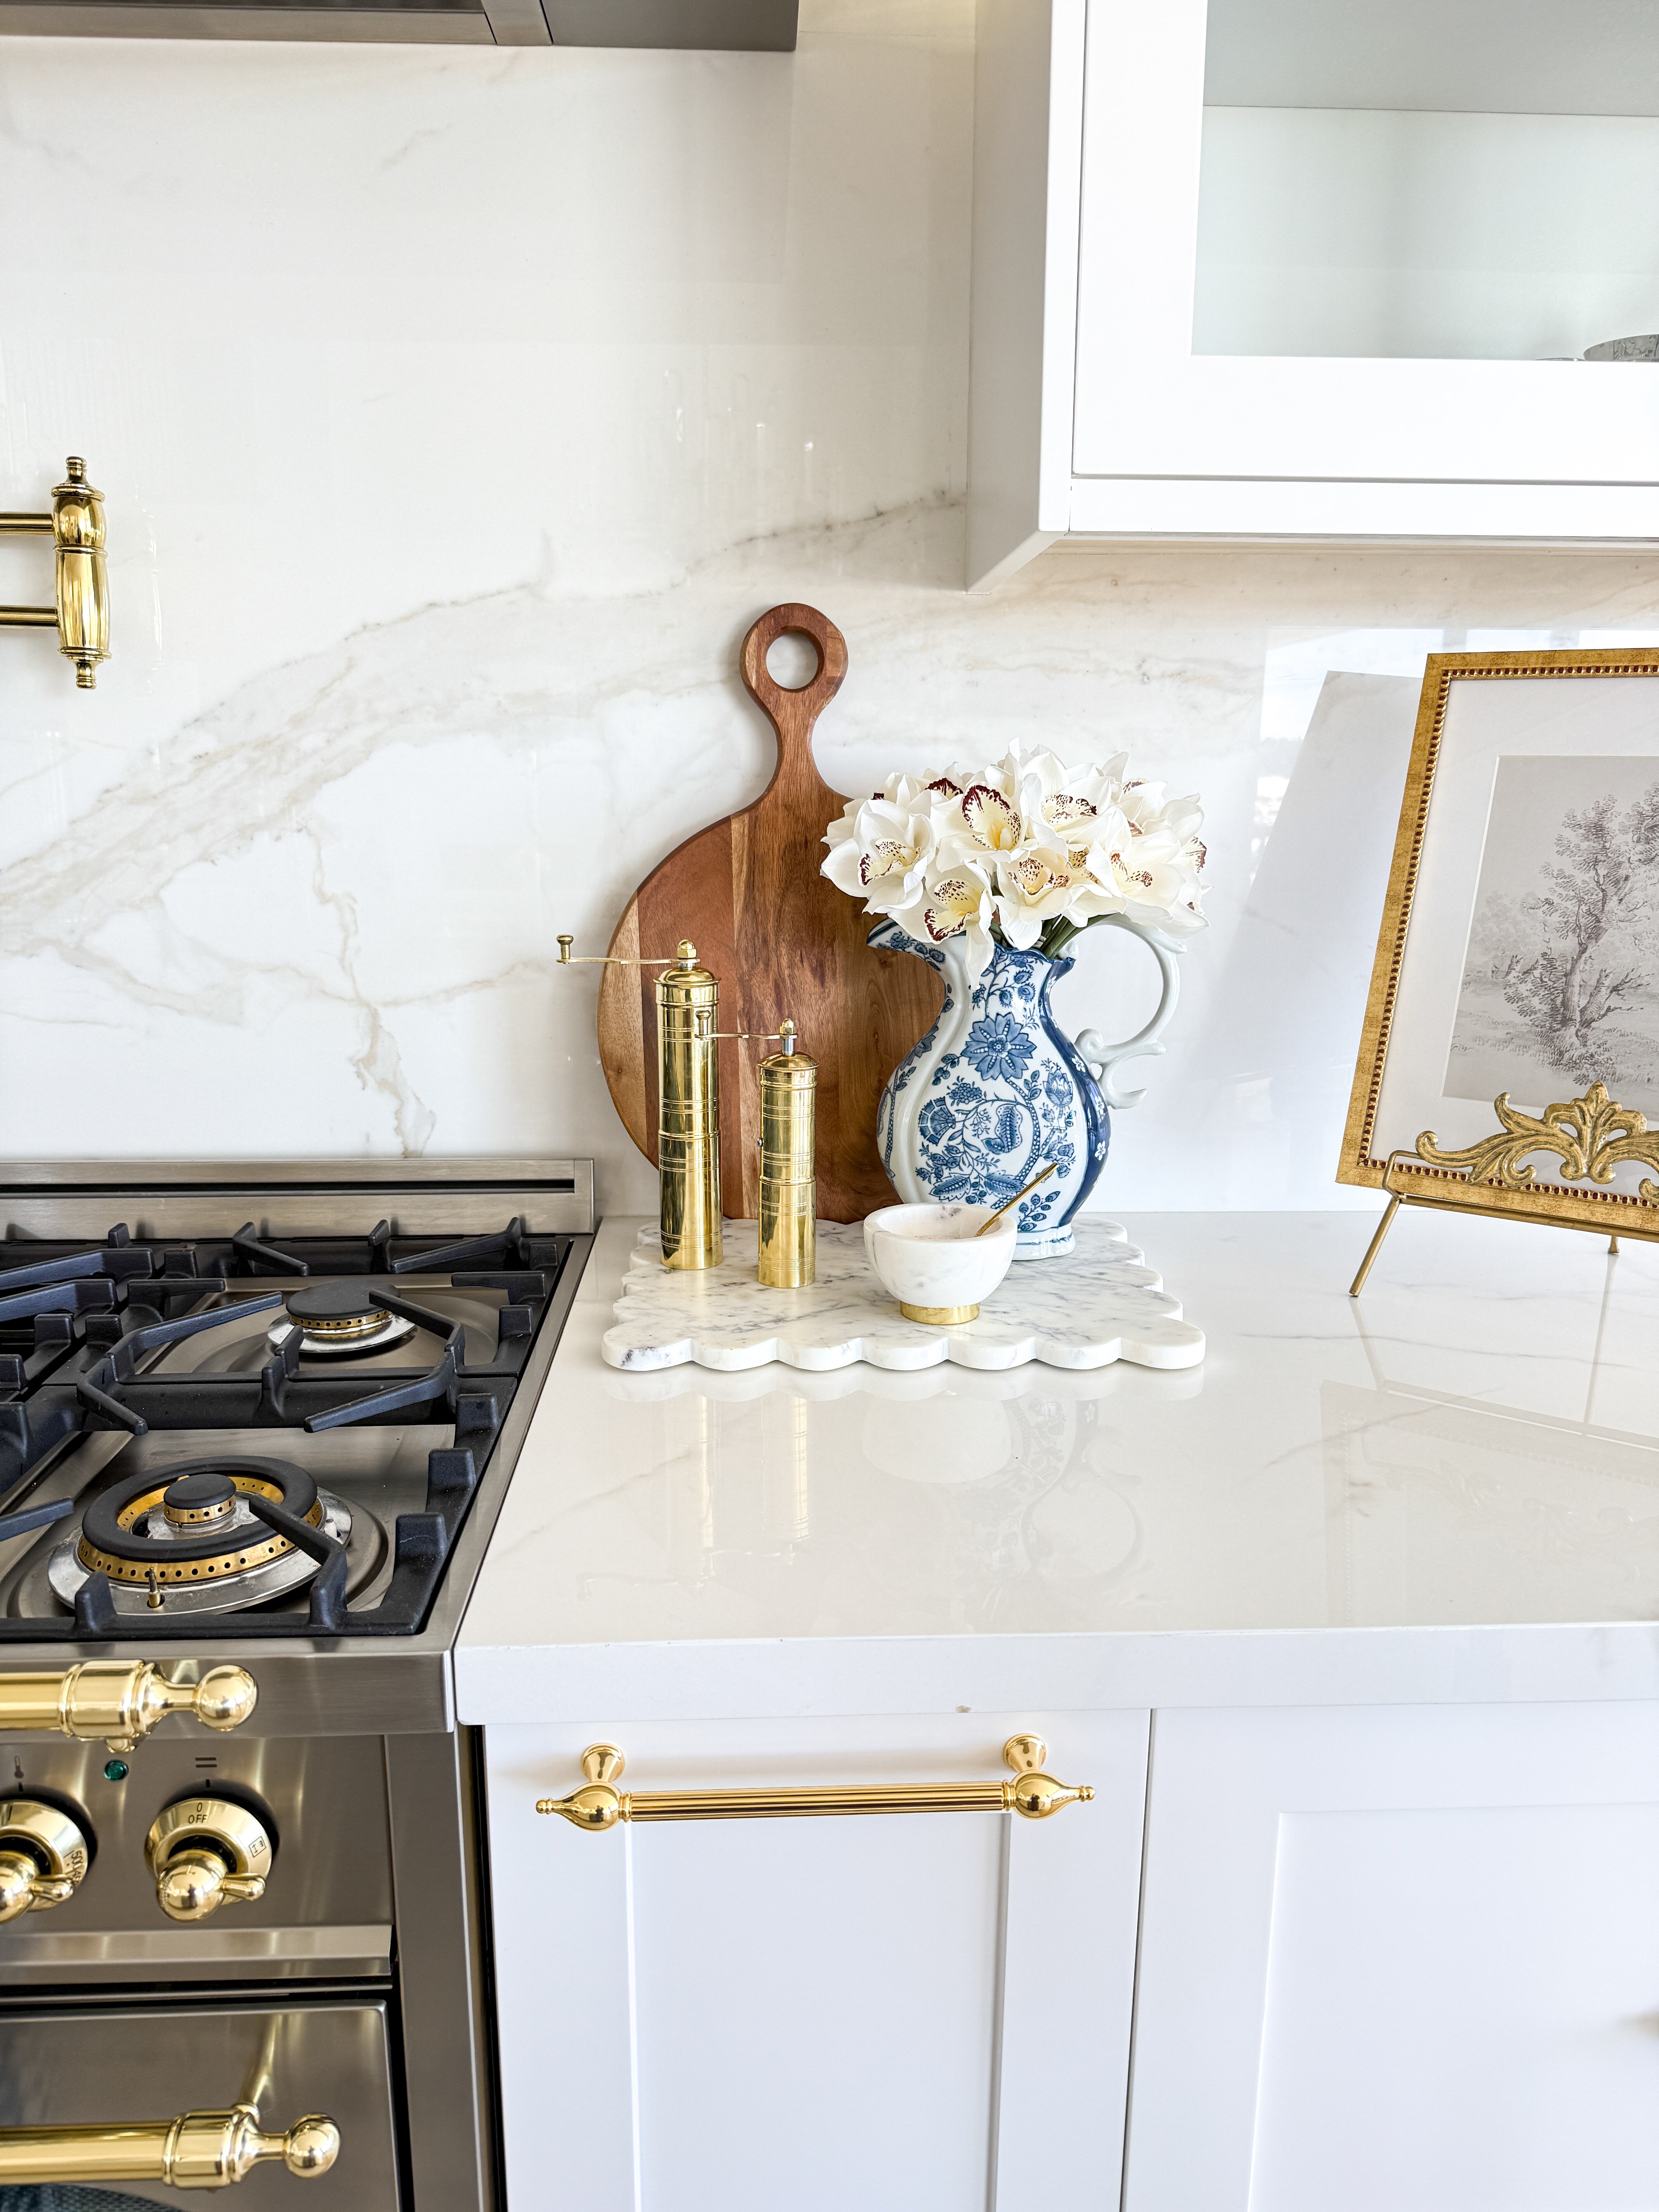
[1408,1082,1659,1199]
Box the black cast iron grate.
[0,1220,571,1643]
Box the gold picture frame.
[1339,647,1659,1282]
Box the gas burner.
[46,1455,358,1618]
[272,1283,417,1360]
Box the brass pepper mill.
[655,941,723,1271]
[757,1020,817,1288]
[558,934,723,1271]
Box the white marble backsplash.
[3,4,1659,1210]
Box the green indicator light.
[103,1758,129,1783]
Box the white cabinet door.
[484,1711,1147,2212]
[1123,1702,1659,2212]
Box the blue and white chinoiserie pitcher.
[869,915,1183,1259]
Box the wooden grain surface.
[597,603,943,1222]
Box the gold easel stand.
[1350,1082,1659,1295]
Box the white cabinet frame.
[968,0,1659,586]
[1122,1701,1659,2212]
[484,1711,1149,2212]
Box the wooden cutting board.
[596,603,943,1222]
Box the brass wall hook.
[0,456,109,689]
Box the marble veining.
[3,10,1659,1211]
[602,1217,1206,1373]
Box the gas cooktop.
[0,1176,591,1644]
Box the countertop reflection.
[456,1212,1659,1719]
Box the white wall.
[3,1,1659,1214]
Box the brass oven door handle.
[0,1661,258,1753]
[538,1733,1093,1832]
[0,2102,339,2188]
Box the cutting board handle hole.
[740,603,848,733]
[763,630,822,691]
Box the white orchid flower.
[905,863,997,981]
[821,794,939,916]
[821,744,1206,956]
[1152,793,1207,877]
[1095,823,1203,923]
[866,771,938,809]
[991,842,1082,948]
[937,781,1024,868]
[1014,745,1127,807]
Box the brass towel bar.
[537,1733,1092,1832]
[0,1659,258,1752]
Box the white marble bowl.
[862,1201,1018,1324]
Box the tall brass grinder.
[558,935,724,1270]
[559,934,817,1283]
[654,941,723,1271]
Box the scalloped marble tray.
[601,1218,1205,1374]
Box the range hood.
[0,0,795,43]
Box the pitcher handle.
[1073,916,1183,1111]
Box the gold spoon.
[974,1162,1058,1237]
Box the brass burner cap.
[286,1283,392,1341]
[161,1470,238,1528]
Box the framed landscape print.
[1340,647,1659,1242]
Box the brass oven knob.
[0,1799,90,1922]
[145,1797,272,1923]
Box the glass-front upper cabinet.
[1193,0,1659,363]
[967,0,1659,585]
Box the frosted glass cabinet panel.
[1194,0,1659,360]
[1194,109,1659,362]
[967,0,1659,585]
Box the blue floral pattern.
[963,1015,1036,1084]
[871,920,1111,1257]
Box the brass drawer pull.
[0,2102,339,2189]
[0,1661,258,1753]
[538,1733,1092,1833]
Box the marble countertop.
[453,1210,1659,1723]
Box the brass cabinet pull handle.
[0,2102,339,2188]
[0,456,110,689]
[0,1661,258,1753]
[538,1733,1093,1833]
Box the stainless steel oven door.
[0,1995,400,2207]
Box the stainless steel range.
[0,1159,592,2208]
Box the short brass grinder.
[756,1021,816,1288]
